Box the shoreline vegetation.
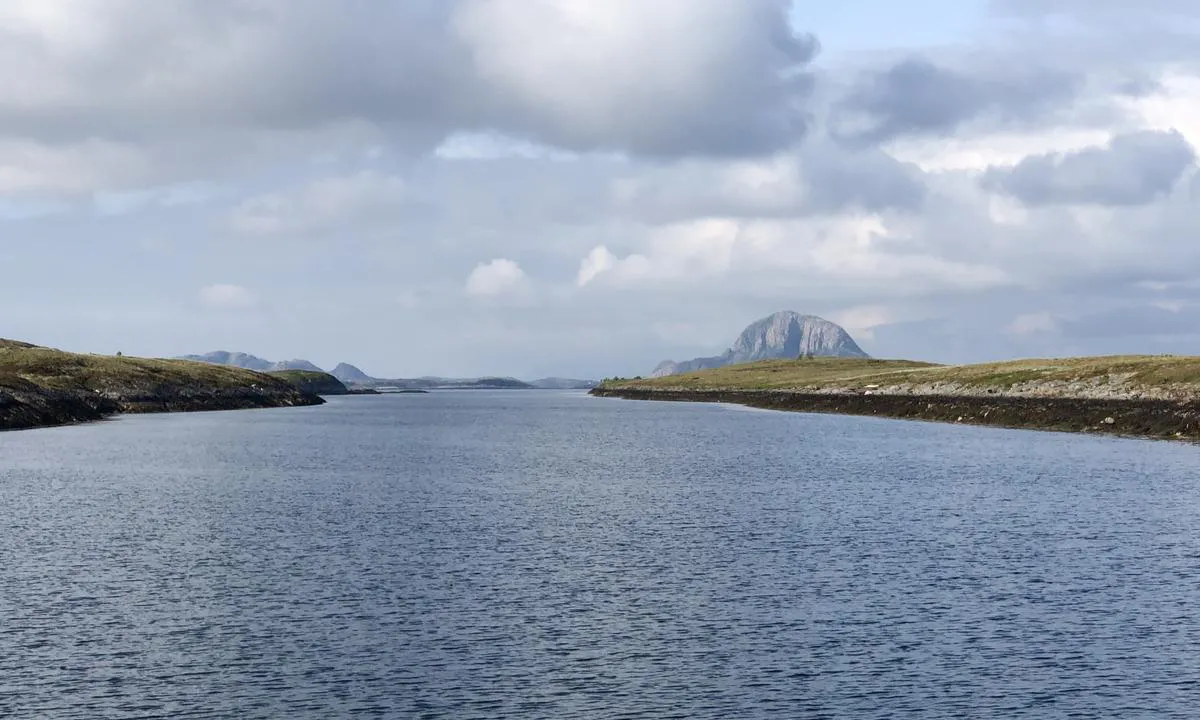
[590,356,1200,441]
[1,340,324,432]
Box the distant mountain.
[531,377,600,390]
[651,311,869,378]
[181,351,581,390]
[179,351,324,374]
[179,351,274,371]
[330,363,373,385]
[370,376,535,390]
[268,359,324,373]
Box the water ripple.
[1,392,1199,718]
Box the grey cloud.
[993,0,1200,17]
[1060,305,1200,339]
[800,143,926,213]
[0,0,817,171]
[609,141,926,224]
[983,130,1196,206]
[829,57,1082,145]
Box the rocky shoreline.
[1,339,326,432]
[590,388,1200,441]
[1,383,324,432]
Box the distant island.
[2,340,323,431]
[179,351,598,391]
[592,310,1200,441]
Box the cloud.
[610,141,926,222]
[828,305,893,341]
[199,284,257,310]
[1007,311,1059,336]
[455,0,818,157]
[830,56,1082,146]
[229,171,407,235]
[575,215,1008,296]
[983,130,1197,205]
[465,258,532,301]
[0,0,820,197]
[993,0,1200,18]
[7,1,1200,378]
[1060,304,1200,339]
[576,246,653,288]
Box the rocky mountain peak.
[651,311,868,377]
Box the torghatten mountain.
[651,311,869,378]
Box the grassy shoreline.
[592,356,1200,441]
[1,340,324,431]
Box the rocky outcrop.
[269,370,349,396]
[652,311,868,377]
[0,375,117,430]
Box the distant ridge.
[651,311,868,378]
[178,351,322,374]
[179,351,273,371]
[179,352,596,390]
[330,363,372,384]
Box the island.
[591,355,1200,441]
[1,339,324,431]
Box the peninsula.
[1,340,324,431]
[591,356,1200,441]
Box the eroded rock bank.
[590,388,1200,441]
[0,379,117,431]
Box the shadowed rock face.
[269,370,349,396]
[652,311,869,377]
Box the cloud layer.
[3,0,1200,377]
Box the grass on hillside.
[601,355,1200,392]
[0,341,294,393]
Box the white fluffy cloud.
[465,259,532,301]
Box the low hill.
[605,355,1200,400]
[2,341,323,431]
[269,370,349,395]
[595,355,1200,440]
[652,311,868,377]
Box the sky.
[2,0,1200,379]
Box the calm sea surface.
[2,391,1199,718]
